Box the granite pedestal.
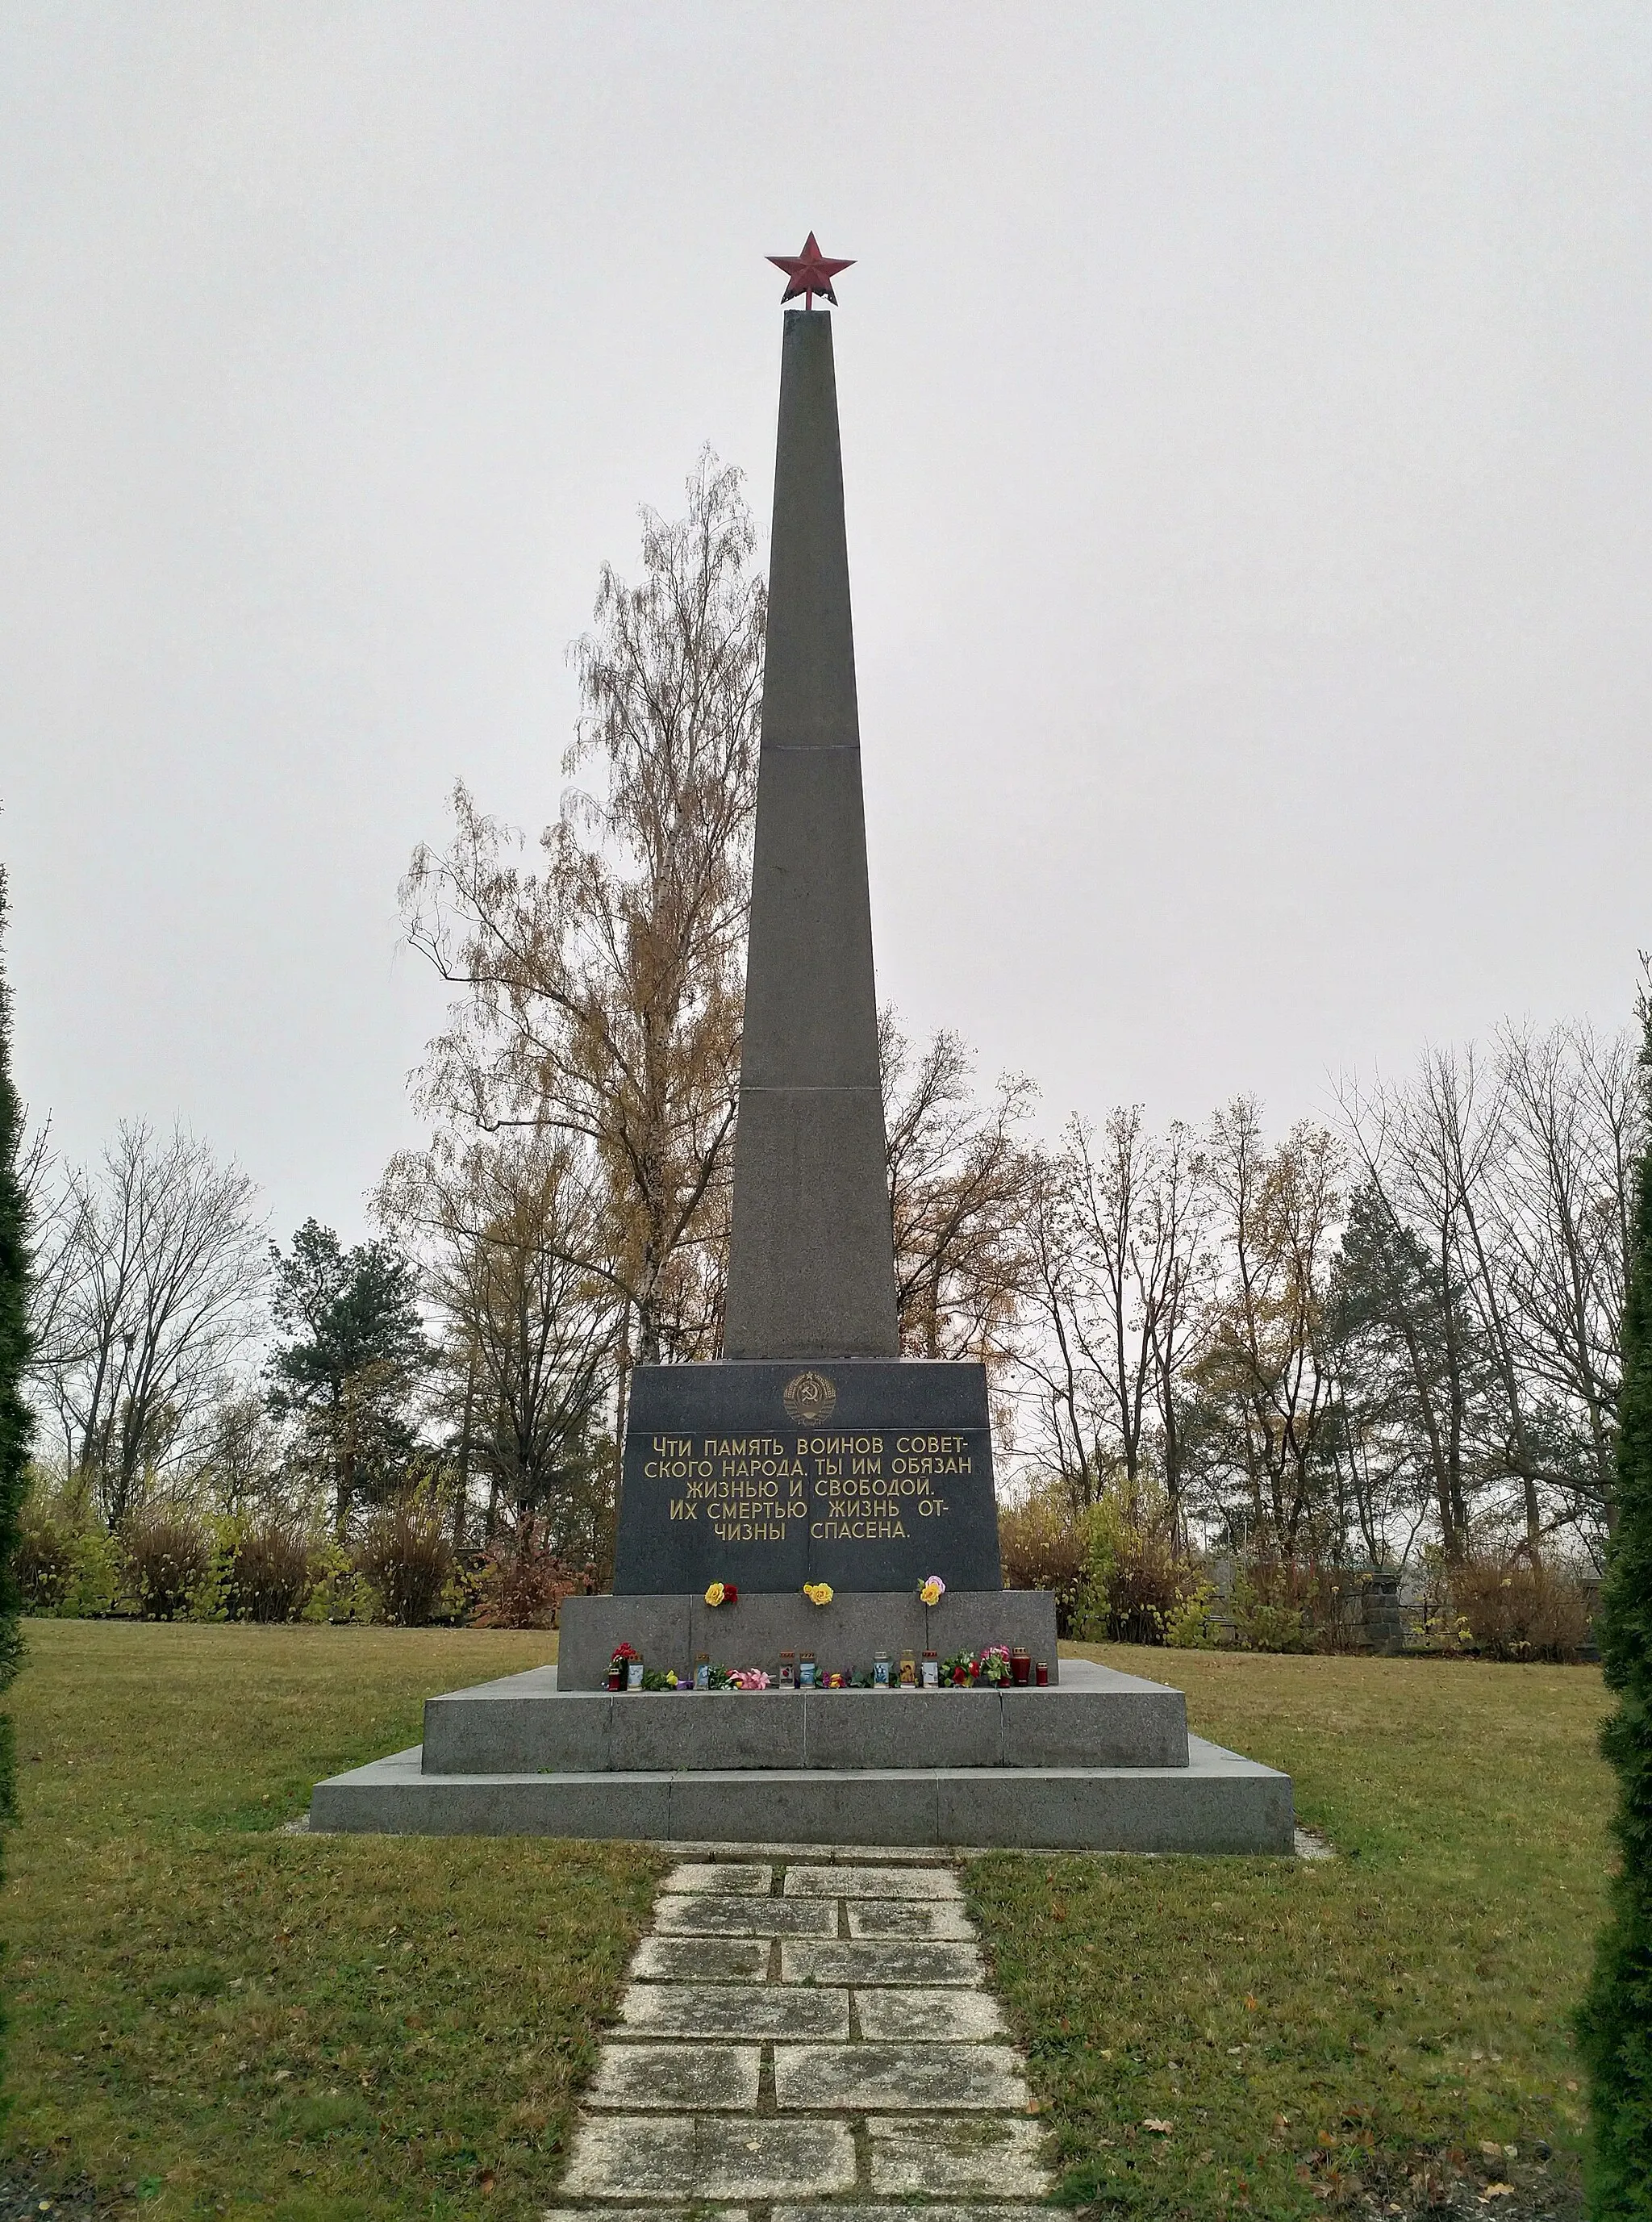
[310,1657,1293,1852]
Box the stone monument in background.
[310,241,1292,1851]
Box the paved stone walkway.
[550,1852,1051,2214]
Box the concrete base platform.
[311,1731,1291,1852]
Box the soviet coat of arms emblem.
[782,1370,837,1426]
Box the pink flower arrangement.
[728,1667,771,1690]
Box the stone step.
[419,1658,1189,1774]
[310,1734,1293,1851]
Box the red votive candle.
[1011,1648,1032,1685]
[1035,1661,1049,1686]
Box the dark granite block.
[613,1360,999,1595]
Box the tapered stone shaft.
[724,310,899,1360]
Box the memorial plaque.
[612,1360,1000,1595]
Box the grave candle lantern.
[1011,1648,1032,1685]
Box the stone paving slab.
[586,2040,761,2111]
[784,1861,963,1899]
[781,1938,984,1986]
[546,2210,748,2222]
[774,2041,1030,2111]
[774,2209,1053,2222]
[630,1935,770,1983]
[867,2113,1049,2196]
[853,1985,1010,2042]
[657,1894,835,1938]
[558,2117,696,2199]
[616,1982,851,2040]
[693,2117,857,2199]
[846,1899,977,1940]
[661,1861,773,1894]
[561,2115,857,2200]
[654,1840,978,1863]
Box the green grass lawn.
[3,1621,661,2220]
[2,1624,1612,2222]
[969,1643,1612,2220]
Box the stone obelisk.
[605,251,1002,1603]
[723,308,900,1362]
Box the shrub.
[355,1502,453,1627]
[1070,1500,1208,1646]
[15,1502,119,1617]
[1230,1578,1312,1653]
[1451,1560,1591,1663]
[1163,1578,1221,1648]
[299,1539,376,1625]
[224,1521,314,1623]
[468,1520,580,1630]
[1088,1523,1196,1644]
[998,1488,1088,1633]
[121,1509,213,1621]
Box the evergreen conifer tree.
[1578,984,1652,2218]
[0,867,34,1992]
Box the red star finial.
[767,231,855,311]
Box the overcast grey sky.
[3,2,1649,1247]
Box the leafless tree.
[18,1116,81,1387]
[379,1129,620,1561]
[403,454,764,1423]
[31,1122,266,1526]
[1337,1055,1498,1560]
[882,1016,1036,1371]
[1191,1101,1343,1556]
[1491,1021,1639,1537]
[1338,1024,1640,1559]
[1017,1108,1212,1518]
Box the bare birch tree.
[402,454,765,1410]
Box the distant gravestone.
[611,1360,1000,1595]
